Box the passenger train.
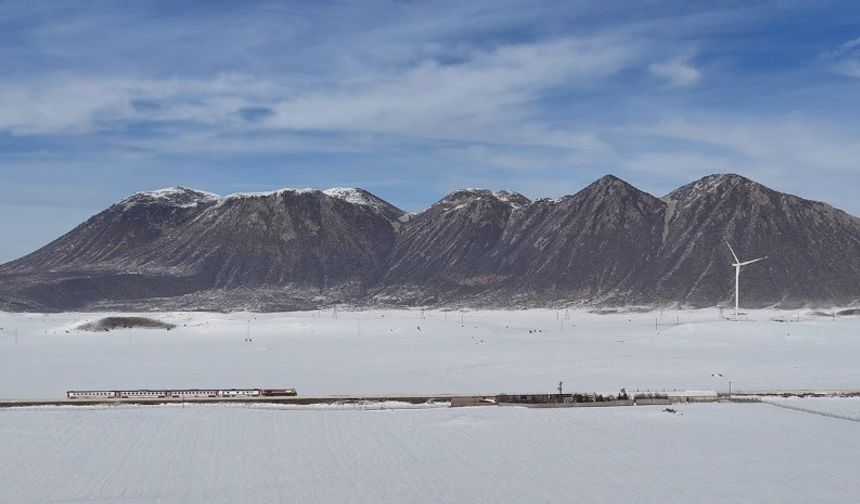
[66,388,298,400]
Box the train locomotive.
[66,388,298,400]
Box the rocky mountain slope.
[652,174,860,305]
[0,187,404,310]
[491,176,669,304]
[378,189,530,303]
[1,174,858,311]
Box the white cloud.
[0,36,639,154]
[266,37,638,149]
[0,73,277,135]
[643,118,860,174]
[648,54,701,87]
[822,36,860,78]
[621,116,860,210]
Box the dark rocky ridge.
[1,175,858,311]
[76,316,176,332]
[378,189,529,302]
[0,187,405,310]
[652,174,860,305]
[492,176,669,304]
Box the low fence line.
[721,396,761,403]
[761,400,860,423]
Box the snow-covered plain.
[0,308,857,398]
[2,402,858,504]
[2,308,858,504]
[764,396,860,419]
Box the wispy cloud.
[643,117,860,174]
[0,35,638,152]
[648,53,701,87]
[622,115,860,207]
[821,36,860,78]
[267,37,637,149]
[0,73,277,134]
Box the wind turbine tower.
[726,241,767,320]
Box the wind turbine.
[726,241,767,320]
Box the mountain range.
[1,174,859,311]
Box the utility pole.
[729,381,732,397]
[558,381,563,402]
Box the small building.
[450,396,497,407]
[667,390,719,403]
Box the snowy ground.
[764,396,860,418]
[1,401,858,504]
[0,308,857,398]
[2,309,858,503]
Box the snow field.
[763,396,860,420]
[0,308,857,398]
[1,401,858,504]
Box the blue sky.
[1,0,859,262]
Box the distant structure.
[726,241,768,320]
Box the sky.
[1,0,859,263]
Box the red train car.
[67,387,298,399]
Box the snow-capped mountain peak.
[220,188,318,201]
[323,187,379,208]
[120,186,221,209]
[492,190,530,208]
[322,187,406,222]
[431,188,531,213]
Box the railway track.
[0,394,464,408]
[2,389,857,409]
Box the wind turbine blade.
[739,256,767,266]
[726,241,739,263]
